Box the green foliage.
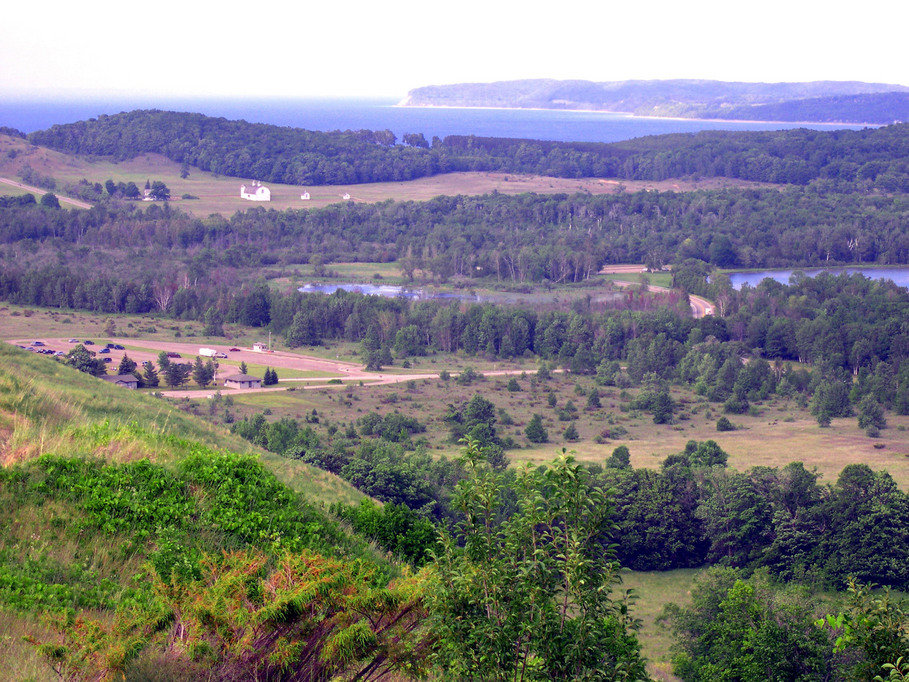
[666,568,846,681]
[716,416,735,432]
[64,344,106,376]
[429,441,647,680]
[333,500,439,567]
[31,550,430,682]
[525,413,548,443]
[818,578,909,681]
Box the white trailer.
[199,347,217,357]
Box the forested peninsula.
[401,78,909,124]
[26,110,909,191]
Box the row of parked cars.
[20,339,128,363]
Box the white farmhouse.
[301,191,311,200]
[240,182,271,201]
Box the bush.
[716,416,735,432]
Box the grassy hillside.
[0,344,383,679]
[0,343,365,505]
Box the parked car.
[99,348,110,354]
[32,341,45,346]
[83,340,94,345]
[113,344,125,350]
[67,338,79,343]
[166,352,181,358]
[102,357,112,363]
[54,351,65,357]
[228,347,242,352]
[215,352,228,358]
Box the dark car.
[113,344,125,350]
[228,347,242,352]
[99,348,110,354]
[83,340,95,345]
[32,341,45,346]
[166,352,181,358]
[102,357,112,363]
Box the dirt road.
[8,337,549,398]
[0,177,92,209]
[610,280,714,318]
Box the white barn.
[240,182,271,201]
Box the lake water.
[298,283,475,301]
[0,97,872,143]
[728,267,909,290]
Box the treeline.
[230,397,909,589]
[26,109,909,190]
[1,188,907,276]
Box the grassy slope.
[0,133,772,217]
[0,343,375,679]
[0,343,365,504]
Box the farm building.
[240,182,271,201]
[224,374,262,389]
[301,191,310,200]
[101,374,140,389]
[252,342,269,352]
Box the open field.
[222,370,909,490]
[621,569,700,680]
[0,133,776,217]
[4,305,907,488]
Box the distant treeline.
[1,189,906,279]
[26,110,909,190]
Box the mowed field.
[0,133,773,217]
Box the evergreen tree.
[116,354,137,376]
[142,361,159,388]
[525,413,548,443]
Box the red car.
[228,347,242,352]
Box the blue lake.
[728,267,909,290]
[0,97,872,143]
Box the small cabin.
[342,193,351,200]
[301,191,311,200]
[224,374,262,389]
[101,373,139,389]
[240,183,271,201]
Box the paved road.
[0,177,92,209]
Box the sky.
[2,0,907,100]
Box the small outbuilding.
[224,374,262,389]
[101,374,140,389]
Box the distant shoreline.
[393,102,882,128]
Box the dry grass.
[0,133,775,217]
[222,370,909,490]
[0,611,56,681]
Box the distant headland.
[399,79,909,125]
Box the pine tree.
[142,361,159,388]
[117,354,137,376]
[525,413,548,443]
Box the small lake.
[298,283,475,301]
[297,282,626,306]
[727,266,909,290]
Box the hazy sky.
[2,0,906,99]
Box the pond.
[726,266,909,290]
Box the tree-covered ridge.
[25,109,909,190]
[1,189,906,289]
